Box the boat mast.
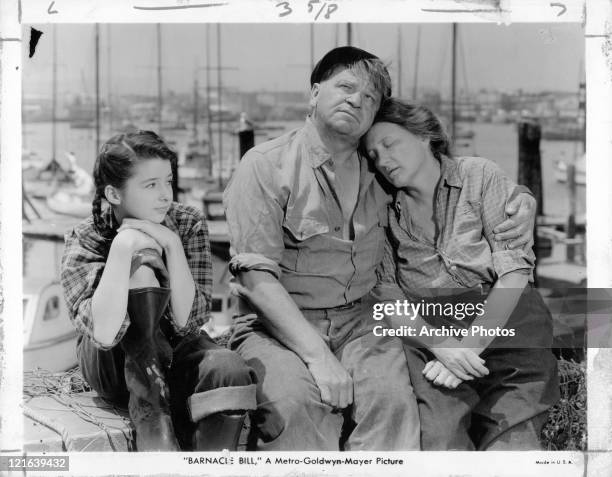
[397,25,402,98]
[107,24,112,131]
[412,25,420,100]
[310,24,315,71]
[217,23,223,190]
[578,60,586,154]
[157,24,163,134]
[52,25,57,162]
[206,24,214,177]
[193,71,199,142]
[451,23,457,143]
[95,24,100,154]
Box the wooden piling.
[566,163,577,262]
[517,119,542,285]
[517,119,543,214]
[238,127,254,160]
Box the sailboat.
[177,71,214,191]
[23,278,79,372]
[45,26,97,218]
[405,23,475,154]
[22,26,85,372]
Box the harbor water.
[23,119,586,218]
[22,119,586,284]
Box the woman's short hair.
[372,98,451,160]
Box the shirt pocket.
[282,215,330,272]
[445,199,491,285]
[283,215,329,241]
[454,199,482,236]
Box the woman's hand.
[118,218,181,252]
[423,360,463,389]
[431,347,489,381]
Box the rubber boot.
[193,412,247,451]
[121,286,180,451]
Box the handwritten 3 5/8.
[276,0,339,20]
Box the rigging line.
[572,57,585,159]
[436,28,449,95]
[459,27,470,103]
[412,25,421,100]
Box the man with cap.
[224,46,535,450]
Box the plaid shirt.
[375,155,535,298]
[61,202,212,350]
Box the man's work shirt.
[376,155,535,296]
[224,118,390,310]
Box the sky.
[22,23,585,100]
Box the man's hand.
[423,360,463,389]
[306,352,353,410]
[431,347,489,381]
[493,192,536,249]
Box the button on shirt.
[224,118,391,310]
[377,155,535,294]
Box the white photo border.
[2,0,611,475]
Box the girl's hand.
[114,227,163,255]
[118,219,181,252]
[431,347,489,381]
[423,360,463,389]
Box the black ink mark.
[0,38,21,42]
[550,2,566,17]
[276,1,292,17]
[29,28,43,58]
[325,3,337,19]
[421,8,510,13]
[47,1,58,14]
[314,3,326,20]
[585,34,610,38]
[133,2,228,10]
[309,1,337,20]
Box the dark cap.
[310,46,381,86]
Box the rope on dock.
[541,358,586,450]
[23,368,134,451]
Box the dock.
[23,355,252,452]
[24,392,134,452]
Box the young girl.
[365,99,559,450]
[61,130,256,451]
